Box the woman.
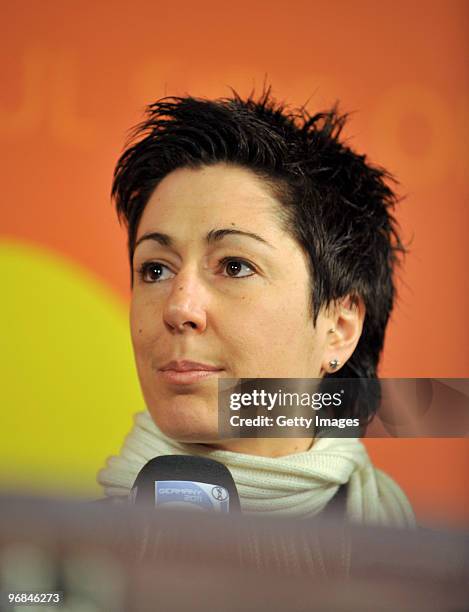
[98,89,414,526]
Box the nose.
[163,269,208,334]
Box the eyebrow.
[134,228,276,250]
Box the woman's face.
[130,163,333,445]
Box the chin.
[148,401,221,444]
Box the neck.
[200,436,315,458]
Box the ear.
[320,295,366,375]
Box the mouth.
[158,360,224,385]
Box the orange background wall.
[1,1,468,527]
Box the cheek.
[225,294,317,368]
[242,293,312,339]
[129,296,161,362]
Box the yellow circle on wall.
[0,240,144,498]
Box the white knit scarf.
[97,411,414,527]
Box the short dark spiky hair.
[112,88,405,387]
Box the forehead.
[137,163,284,238]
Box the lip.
[160,360,222,372]
[158,360,224,385]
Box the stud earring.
[329,359,340,370]
[327,328,336,334]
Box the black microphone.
[130,455,241,513]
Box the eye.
[138,262,175,283]
[220,258,256,278]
